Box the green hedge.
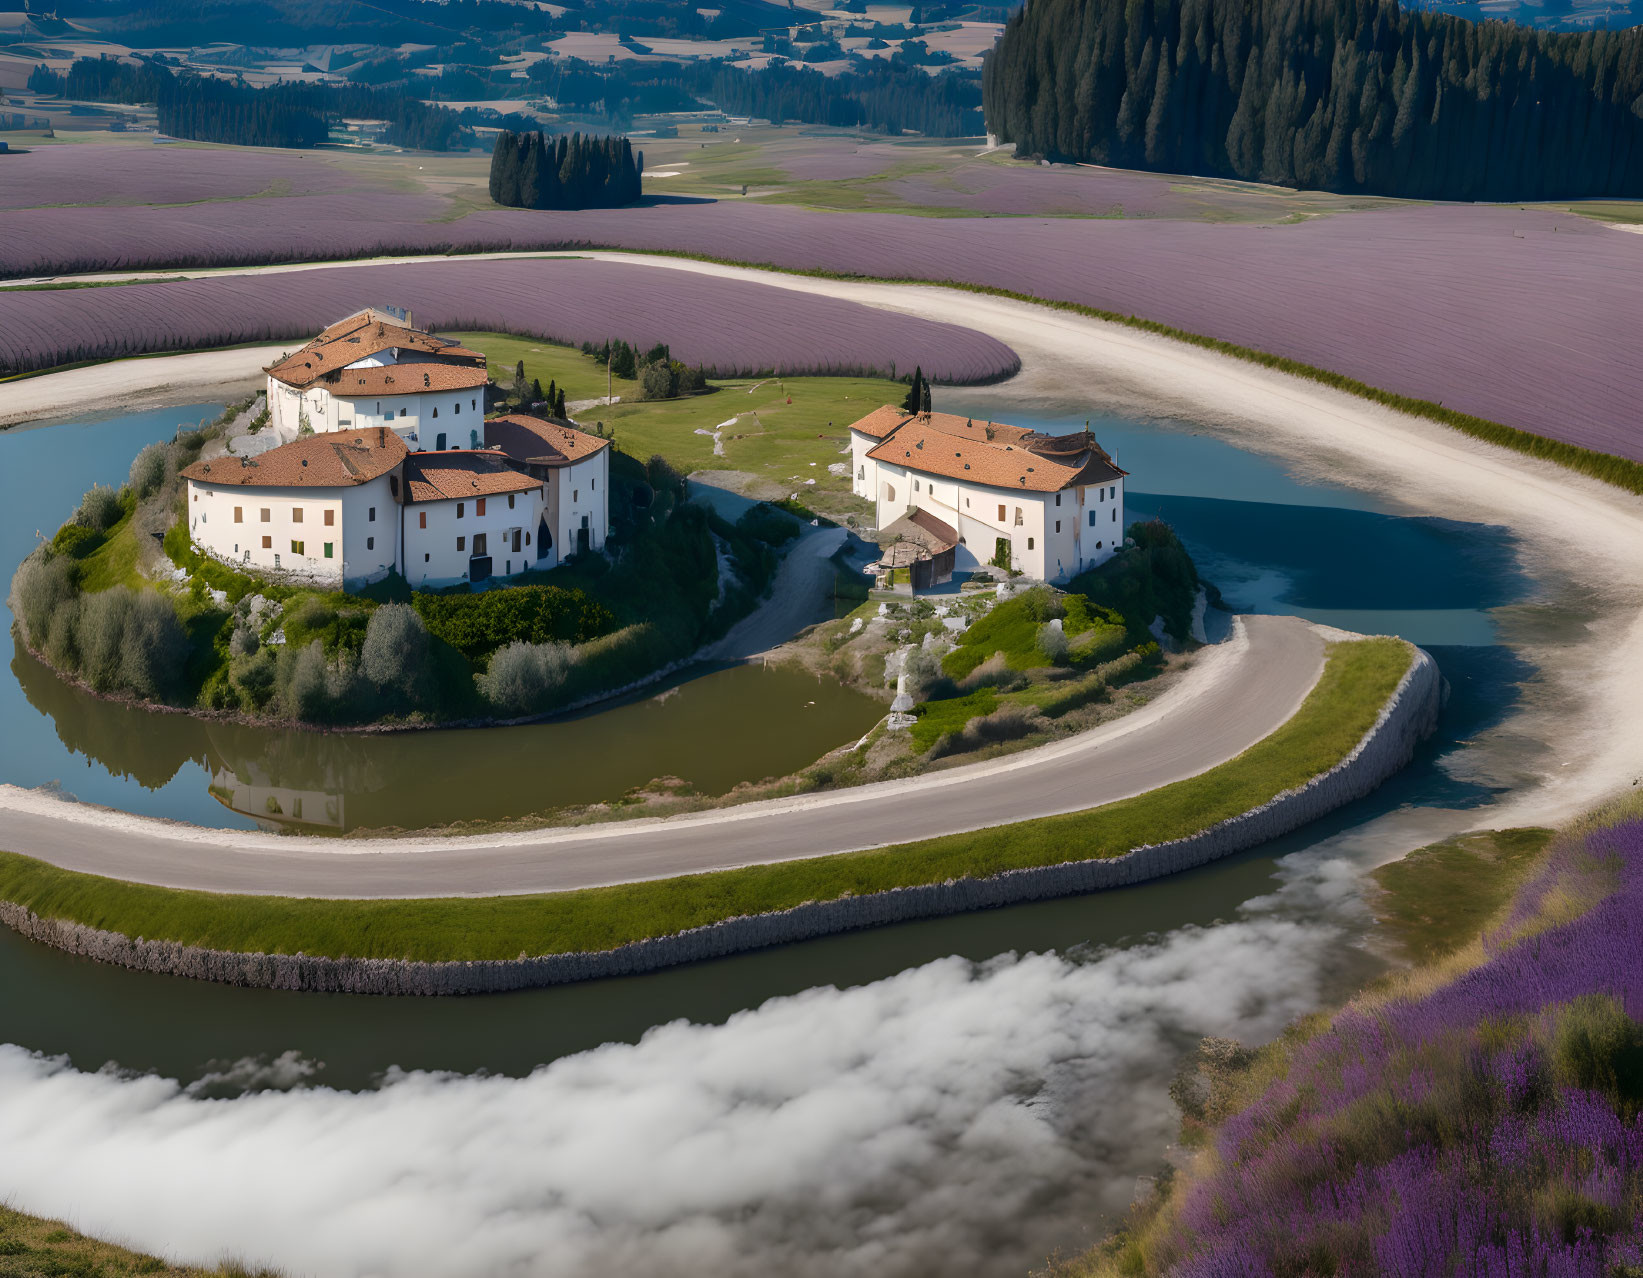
[413,585,617,664]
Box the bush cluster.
[413,585,616,664]
[12,550,186,701]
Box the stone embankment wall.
[0,645,1443,997]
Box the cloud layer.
[0,918,1338,1278]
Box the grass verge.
[0,1202,273,1277]
[0,638,1412,963]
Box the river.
[0,396,1540,1094]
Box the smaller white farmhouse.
[263,307,492,448]
[848,406,1128,585]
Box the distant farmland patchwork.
[0,257,1020,384]
[6,144,1643,459]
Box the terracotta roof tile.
[267,309,487,389]
[327,362,489,396]
[182,429,407,488]
[484,413,612,467]
[402,451,541,504]
[846,404,915,440]
[866,416,1126,493]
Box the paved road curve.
[0,614,1329,899]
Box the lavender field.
[0,257,1018,383]
[6,144,1642,457]
[1139,815,1643,1278]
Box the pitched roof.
[847,404,914,440]
[401,450,541,504]
[866,416,1126,493]
[882,507,958,554]
[266,310,487,390]
[484,414,612,467]
[327,362,490,397]
[182,428,407,489]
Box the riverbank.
[0,633,1430,992]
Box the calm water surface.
[0,399,1539,1085]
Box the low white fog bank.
[0,909,1343,1278]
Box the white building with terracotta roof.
[264,307,492,448]
[182,411,611,591]
[847,407,1127,585]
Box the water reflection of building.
[209,765,344,832]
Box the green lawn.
[1369,827,1555,964]
[0,638,1413,963]
[68,509,144,593]
[450,331,898,513]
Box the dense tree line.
[696,60,983,135]
[982,0,1643,201]
[30,57,472,150]
[488,131,643,208]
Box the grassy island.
[8,340,902,730]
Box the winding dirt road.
[0,615,1325,898]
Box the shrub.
[74,484,123,532]
[478,640,575,715]
[1018,585,1064,623]
[75,587,130,690]
[43,596,81,671]
[230,647,277,710]
[902,645,953,702]
[413,585,615,663]
[646,454,685,498]
[930,703,1035,759]
[956,651,1028,694]
[228,625,259,658]
[119,589,187,699]
[278,639,329,721]
[640,362,674,401]
[1038,621,1069,664]
[11,551,78,645]
[359,603,432,706]
[50,523,102,559]
[129,442,169,499]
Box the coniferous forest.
[488,131,645,209]
[981,0,1643,200]
[29,57,471,149]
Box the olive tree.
[478,640,574,716]
[360,603,432,707]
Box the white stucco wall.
[402,485,548,589]
[871,462,1125,584]
[850,430,881,504]
[187,474,397,588]
[553,450,609,559]
[268,377,486,452]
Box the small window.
[471,398,476,411]
[367,536,375,551]
[436,432,447,451]
[1014,507,1023,526]
[260,508,271,523]
[857,465,864,480]
[275,553,281,568]
[573,490,579,503]
[233,506,243,523]
[457,536,466,551]
[368,506,376,522]
[591,478,596,491]
[192,492,197,503]
[507,494,515,509]
[432,406,439,418]
[323,509,334,527]
[887,484,896,503]
[1055,493,1061,506]
[1088,510,1097,527]
[291,540,304,555]
[914,479,920,492]
[1100,489,1105,502]
[419,511,427,529]
[425,553,430,562]
[1027,537,1034,550]
[1110,486,1117,498]
[457,502,465,518]
[1112,508,1118,522]
[997,504,1005,521]
[476,498,486,517]
[455,400,461,414]
[385,411,394,421]
[323,542,333,559]
[292,507,304,524]
[1055,521,1061,534]
[261,535,272,549]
